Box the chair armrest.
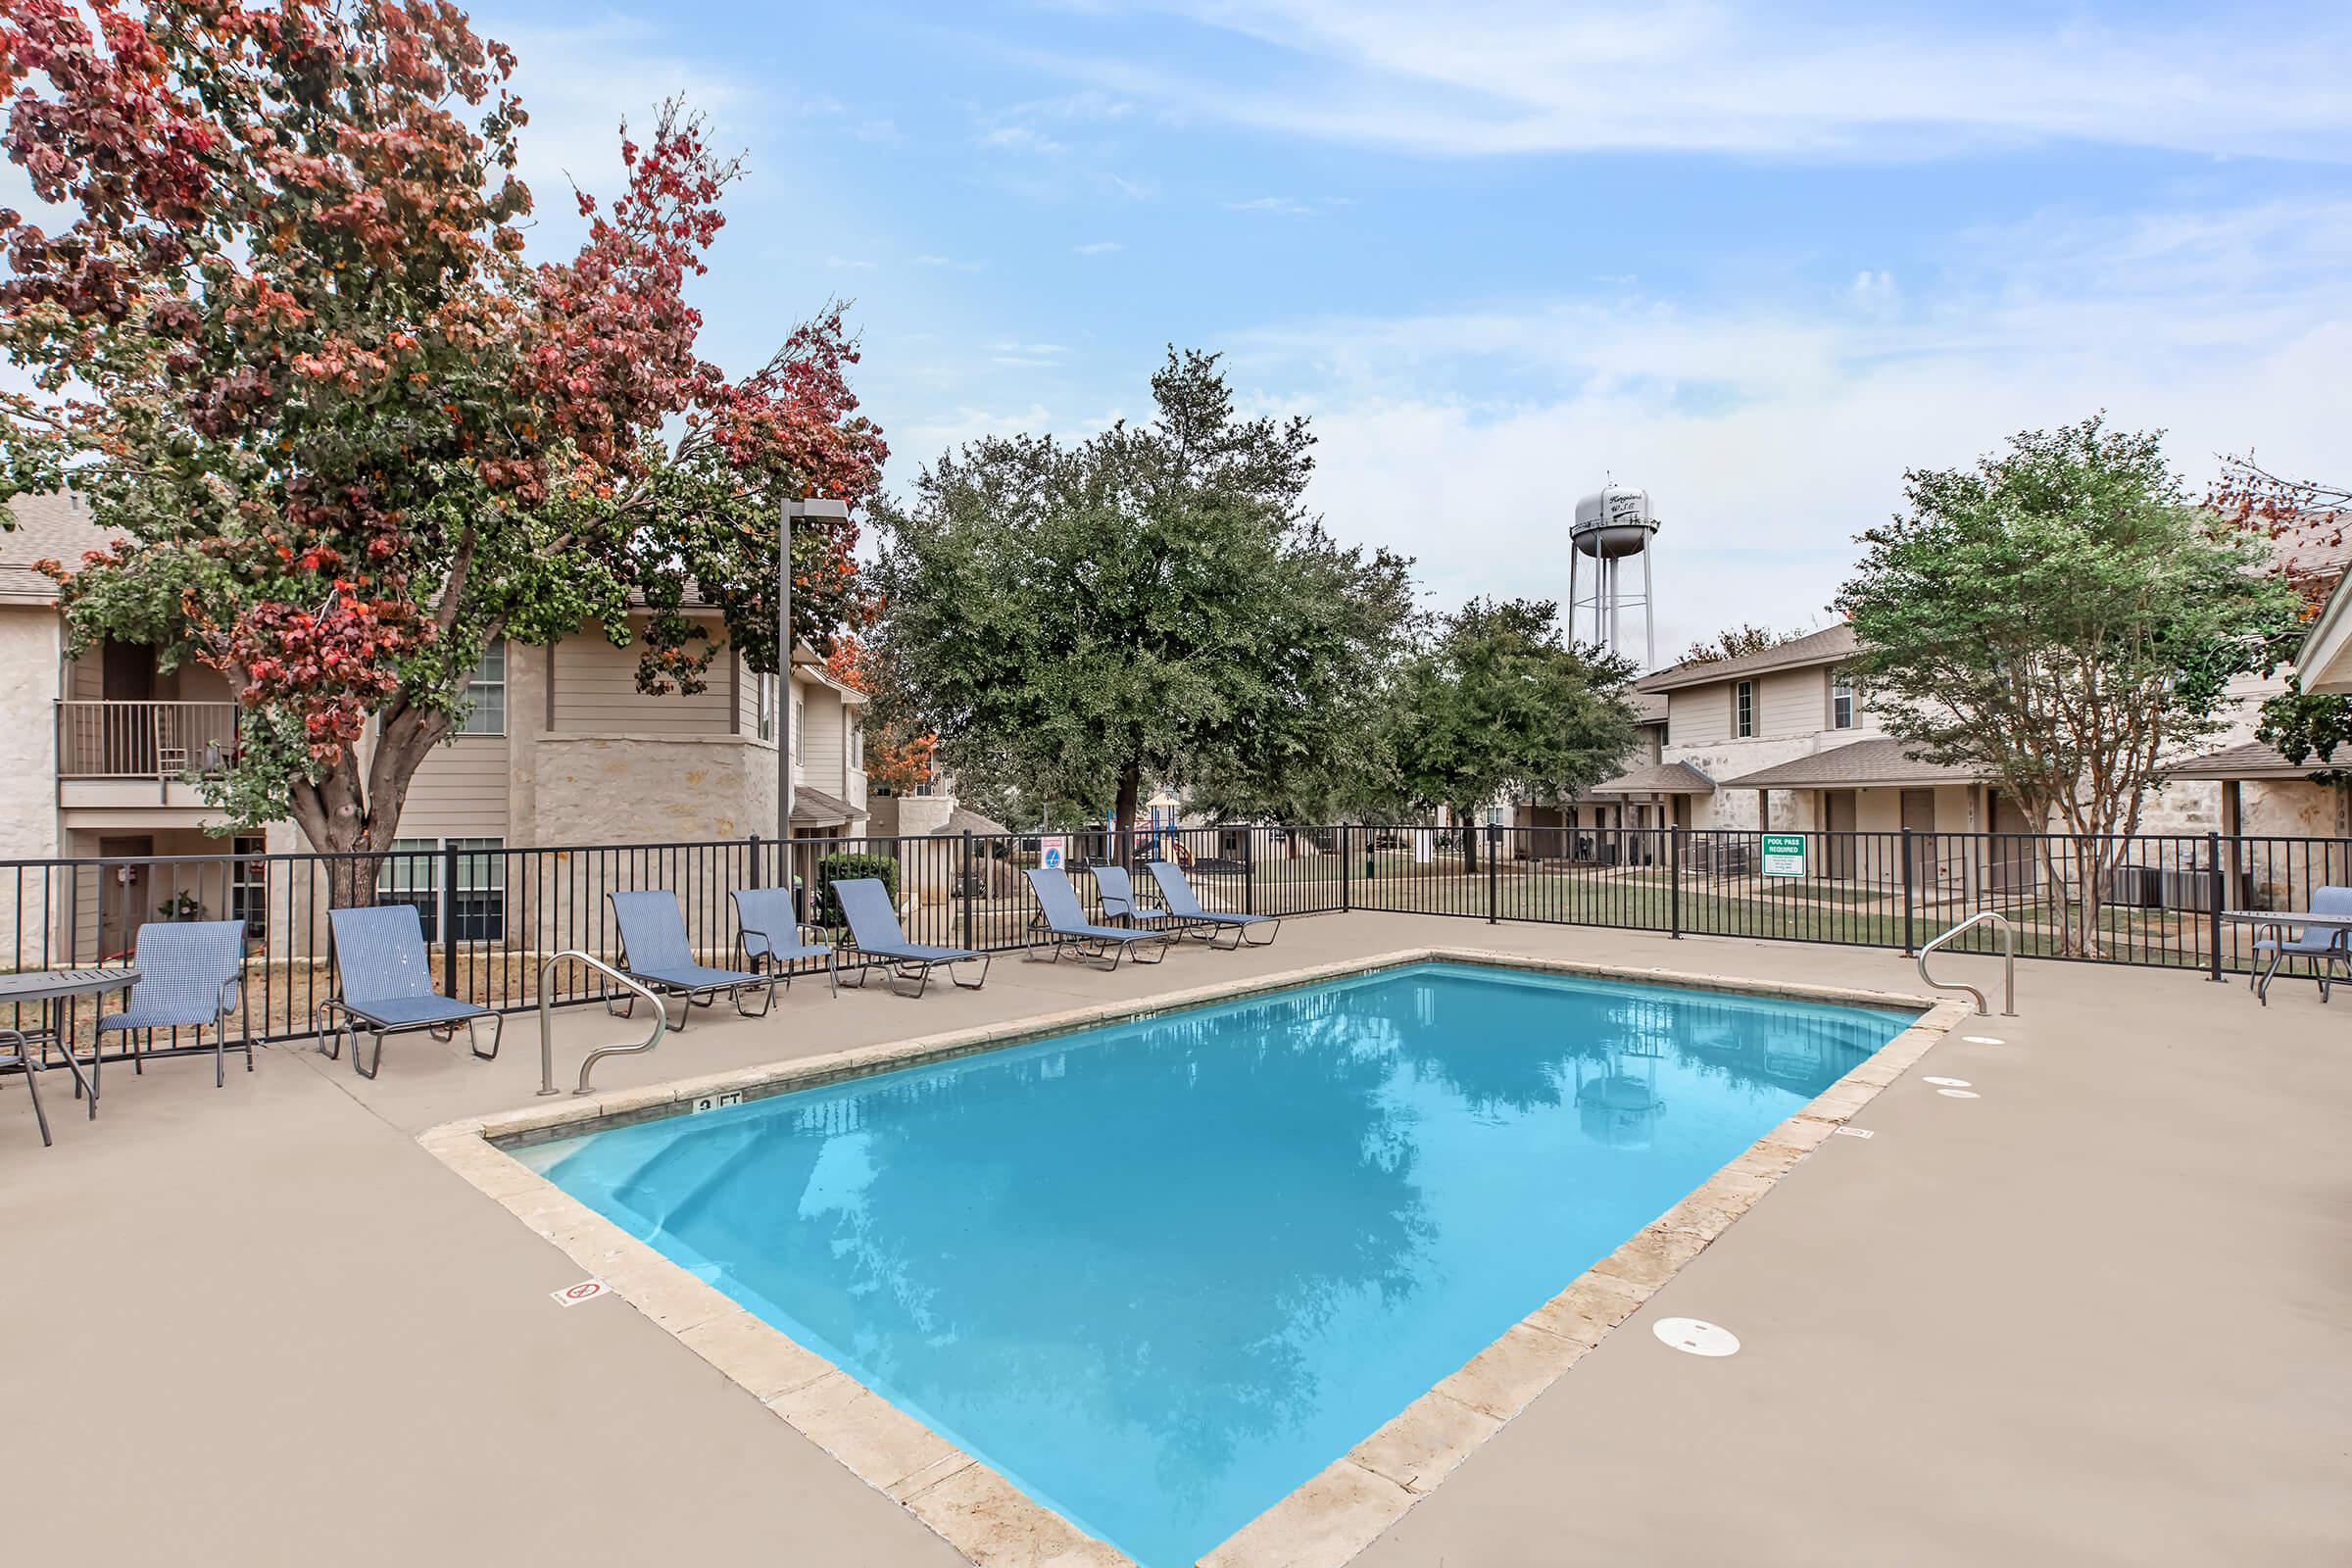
[219,977,243,1017]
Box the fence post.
[747,832,761,890]
[2206,830,2225,983]
[1669,823,1683,939]
[1487,822,1500,924]
[1900,826,1917,956]
[1340,823,1351,913]
[1244,828,1256,915]
[961,829,976,952]
[440,838,461,998]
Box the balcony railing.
[56,700,241,781]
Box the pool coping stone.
[417,946,1972,1568]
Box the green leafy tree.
[1839,417,2299,955]
[867,349,1415,845]
[1387,598,1640,872]
[0,4,882,896]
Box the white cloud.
[1228,195,1314,216]
[980,124,1067,155]
[1075,239,1124,255]
[912,254,988,270]
[1224,200,2352,662]
[1011,2,2352,160]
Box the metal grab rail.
[537,951,668,1097]
[1918,911,2017,1016]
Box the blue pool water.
[521,961,1911,1566]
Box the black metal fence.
[1342,823,2337,975]
[1,821,2335,1057]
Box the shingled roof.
[1717,738,1984,790]
[2164,741,2338,782]
[1,491,117,605]
[1637,622,1858,693]
[1588,760,1716,795]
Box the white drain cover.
[1962,1036,2006,1045]
[1923,1076,1972,1088]
[1936,1088,1981,1100]
[1654,1317,1740,1357]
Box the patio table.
[0,966,141,1148]
[2220,910,2352,1004]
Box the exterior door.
[1901,788,1936,890]
[1988,792,2037,897]
[1824,790,1857,879]
[97,833,155,959]
[100,638,157,775]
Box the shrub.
[815,852,900,929]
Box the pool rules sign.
[1761,832,1806,877]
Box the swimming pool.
[519,959,1915,1567]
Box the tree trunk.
[288,708,445,906]
[1114,760,1143,866]
[1456,807,1479,875]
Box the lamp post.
[779,496,849,844]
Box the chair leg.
[351,1025,383,1080]
[5,1031,49,1149]
[469,1013,503,1062]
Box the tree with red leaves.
[0,0,882,893]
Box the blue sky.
[50,3,2352,659]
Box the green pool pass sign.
[1760,833,1807,878]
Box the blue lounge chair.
[1146,859,1282,949]
[320,904,502,1079]
[97,918,249,1087]
[1089,863,1187,935]
[831,877,989,998]
[1023,867,1174,970]
[2251,885,2352,1005]
[730,887,838,997]
[609,890,773,1028]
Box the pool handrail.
[1917,910,2016,1017]
[537,950,668,1096]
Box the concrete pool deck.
[4,912,2347,1566]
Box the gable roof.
[1717,737,1985,789]
[1637,622,1857,693]
[1,491,117,605]
[1588,760,1715,796]
[2164,741,2336,782]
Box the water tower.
[1568,485,1661,668]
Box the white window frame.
[458,639,507,737]
[1734,680,1755,738]
[229,833,269,937]
[1830,668,1855,730]
[756,670,777,743]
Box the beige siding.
[550,618,733,735]
[1757,667,1824,738]
[798,678,845,792]
[1667,685,1730,746]
[401,736,510,839]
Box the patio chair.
[608,890,773,1029]
[1146,859,1283,949]
[319,905,503,1080]
[1089,862,1187,936]
[729,887,839,997]
[1022,867,1174,970]
[95,919,249,1088]
[831,877,990,998]
[2251,885,2352,1005]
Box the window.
[792,695,805,765]
[229,834,268,937]
[756,671,777,742]
[375,836,507,942]
[1831,668,1855,730]
[1734,680,1755,738]
[459,639,506,736]
[849,713,864,770]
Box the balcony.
[56,700,241,813]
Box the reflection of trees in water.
[654,986,1436,1497]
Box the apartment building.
[4,493,866,957]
